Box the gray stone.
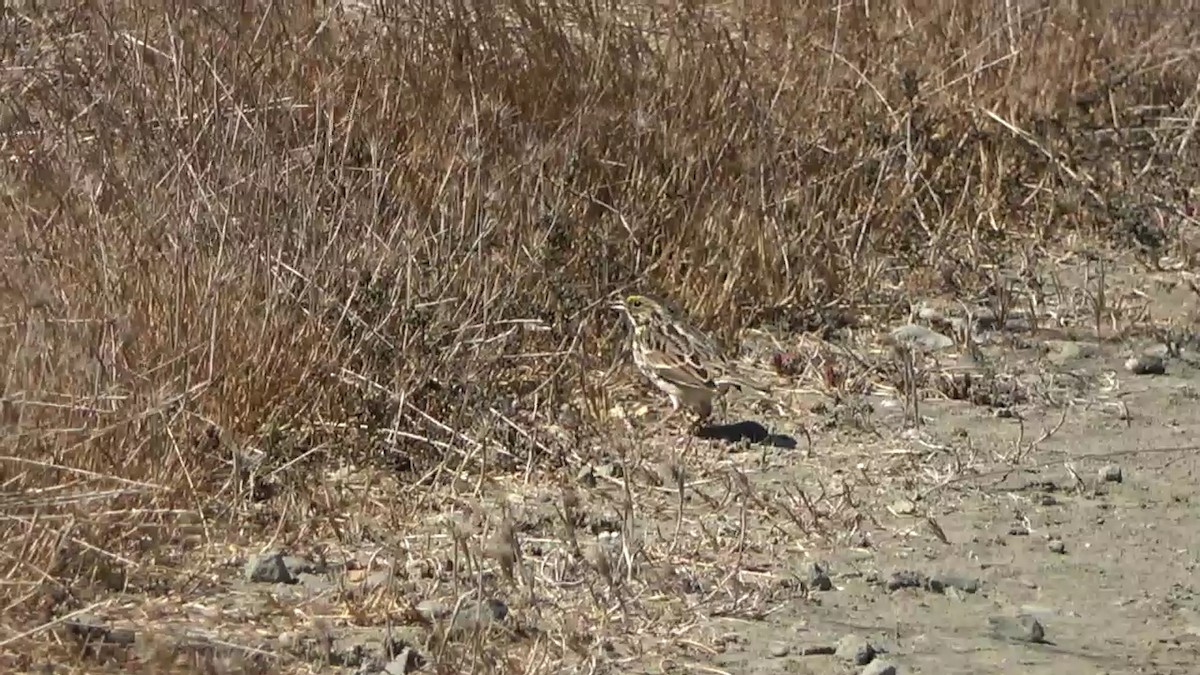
[574,465,597,487]
[296,572,334,591]
[357,570,393,591]
[1042,340,1099,364]
[415,599,450,622]
[836,634,876,665]
[988,614,1045,643]
[282,555,324,575]
[64,614,136,647]
[1048,539,1066,554]
[1099,464,1123,483]
[244,551,296,584]
[862,661,898,675]
[277,630,301,650]
[449,598,509,635]
[890,324,954,351]
[383,648,423,674]
[935,575,980,594]
[809,562,833,591]
[1125,353,1165,375]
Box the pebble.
[355,570,393,592]
[449,598,509,635]
[1125,353,1165,375]
[405,559,434,579]
[1099,464,1123,483]
[768,642,790,657]
[1048,539,1067,554]
[1042,340,1099,364]
[574,465,597,487]
[282,555,323,575]
[936,575,981,594]
[883,569,949,593]
[244,551,296,584]
[416,599,450,621]
[809,562,834,591]
[277,630,300,650]
[296,573,333,592]
[988,614,1046,643]
[795,644,837,656]
[836,634,876,665]
[862,661,898,675]
[383,649,422,674]
[884,570,925,591]
[63,614,136,646]
[890,324,954,351]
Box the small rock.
[244,551,296,584]
[354,570,393,592]
[575,465,596,487]
[889,499,918,515]
[971,307,998,329]
[1042,340,1098,364]
[594,462,621,479]
[1008,524,1030,536]
[415,599,450,622]
[1048,539,1066,554]
[1019,604,1058,622]
[809,563,833,591]
[1125,353,1165,375]
[282,556,323,575]
[64,614,136,647]
[890,324,954,351]
[277,630,300,650]
[988,614,1046,643]
[328,633,381,668]
[405,559,433,579]
[935,575,980,594]
[836,634,876,665]
[296,572,334,592]
[915,304,946,322]
[862,660,898,675]
[449,598,509,636]
[885,570,928,592]
[383,648,423,674]
[1099,464,1123,483]
[768,642,790,657]
[796,644,838,655]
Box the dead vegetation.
[2,0,1199,672]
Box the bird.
[609,293,771,428]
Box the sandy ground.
[636,258,1200,675]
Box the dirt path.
[690,376,1200,675]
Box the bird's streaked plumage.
[610,293,770,423]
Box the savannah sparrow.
[610,293,770,425]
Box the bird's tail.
[716,371,772,396]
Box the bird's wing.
[638,330,718,390]
[664,320,768,392]
[715,369,772,394]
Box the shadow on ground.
[695,420,799,449]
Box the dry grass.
[2,0,1198,672]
